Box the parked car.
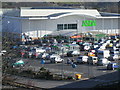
[1,50,7,53]
[76,56,89,63]
[50,57,63,63]
[45,52,58,60]
[87,56,98,65]
[67,50,80,57]
[32,47,46,58]
[107,63,119,70]
[0,52,4,56]
[108,53,119,61]
[50,54,60,59]
[93,43,99,49]
[28,51,33,58]
[84,45,91,51]
[38,53,49,59]
[97,58,111,66]
[12,60,25,67]
[96,50,110,58]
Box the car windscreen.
[78,57,82,59]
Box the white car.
[50,54,60,59]
[38,53,49,59]
[50,57,63,63]
[0,52,4,56]
[106,40,111,44]
[67,50,80,56]
[33,47,46,53]
[87,56,98,65]
[94,44,99,49]
[28,51,33,58]
[97,58,111,66]
[72,50,80,55]
[1,50,7,53]
[77,56,89,63]
[84,45,90,51]
[108,54,120,61]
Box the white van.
[76,56,89,63]
[87,56,98,65]
[97,58,111,66]
[97,50,110,58]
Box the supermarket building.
[2,7,120,39]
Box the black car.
[67,51,73,57]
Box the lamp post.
[61,48,64,78]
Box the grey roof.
[31,7,77,9]
[100,12,120,16]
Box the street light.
[61,48,64,78]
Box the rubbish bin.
[75,74,82,80]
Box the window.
[68,24,77,29]
[72,24,77,29]
[57,24,77,30]
[57,24,63,30]
[64,24,68,29]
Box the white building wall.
[94,18,119,34]
[21,15,88,38]
[21,19,54,38]
[21,15,119,38]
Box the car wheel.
[55,61,57,64]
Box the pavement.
[53,71,119,88]
[6,70,119,89]
[9,75,74,89]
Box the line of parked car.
[16,35,120,66]
[76,37,120,67]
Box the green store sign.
[82,20,96,27]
